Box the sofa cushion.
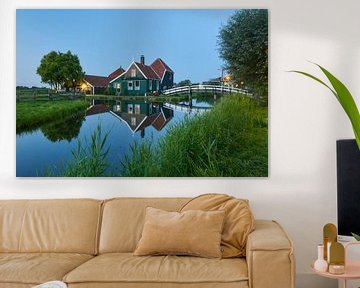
[0,253,93,285]
[181,194,254,258]
[0,284,33,288]
[0,199,103,254]
[67,282,249,288]
[63,253,248,285]
[99,198,190,253]
[134,207,225,258]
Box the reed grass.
[121,95,268,177]
[45,124,111,177]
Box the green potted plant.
[352,233,360,241]
[291,63,360,240]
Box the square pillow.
[134,207,225,258]
[181,193,255,258]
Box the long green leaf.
[351,232,360,241]
[290,64,360,150]
[289,70,337,98]
[316,64,360,150]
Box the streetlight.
[224,75,231,87]
[81,83,87,91]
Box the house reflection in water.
[111,100,174,137]
[86,101,174,137]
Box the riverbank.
[16,100,89,133]
[86,94,188,103]
[121,95,268,177]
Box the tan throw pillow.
[181,193,254,258]
[134,207,225,258]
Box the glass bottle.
[314,244,328,272]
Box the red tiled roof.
[152,113,166,131]
[152,111,173,131]
[150,58,173,79]
[108,67,125,81]
[135,62,161,80]
[86,104,109,116]
[135,113,160,132]
[84,75,109,87]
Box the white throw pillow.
[32,281,67,288]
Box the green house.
[109,56,174,96]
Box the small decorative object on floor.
[314,244,328,272]
[328,264,345,275]
[32,281,67,288]
[323,223,337,262]
[329,242,345,275]
[318,223,346,275]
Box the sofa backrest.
[99,197,190,253]
[0,199,102,255]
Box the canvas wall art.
[16,9,268,177]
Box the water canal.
[16,98,215,176]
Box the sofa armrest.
[246,220,295,288]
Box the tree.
[177,79,192,87]
[60,51,85,92]
[37,50,84,91]
[218,10,268,97]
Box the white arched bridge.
[163,103,211,113]
[162,84,252,97]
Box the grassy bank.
[16,100,89,133]
[121,95,268,177]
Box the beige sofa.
[0,198,295,288]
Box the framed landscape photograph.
[16,9,268,177]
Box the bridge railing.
[162,84,252,97]
[163,103,211,113]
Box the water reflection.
[87,100,174,138]
[40,111,85,142]
[17,97,214,176]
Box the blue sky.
[16,9,236,87]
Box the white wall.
[1,0,359,287]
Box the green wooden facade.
[160,71,174,90]
[110,63,161,96]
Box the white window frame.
[156,80,159,90]
[135,80,140,90]
[114,100,121,112]
[149,80,152,90]
[131,68,136,77]
[134,104,141,114]
[131,117,136,126]
[127,104,133,114]
[127,81,133,90]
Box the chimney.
[140,55,145,65]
